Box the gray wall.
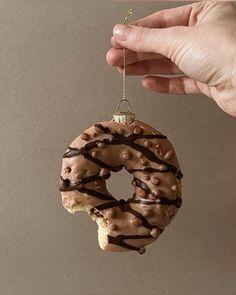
[0,1,235,295]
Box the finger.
[112,24,191,59]
[111,36,123,49]
[142,76,212,97]
[111,3,198,49]
[106,47,162,67]
[130,2,201,28]
[117,58,182,75]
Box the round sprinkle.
[131,180,137,186]
[150,228,159,238]
[151,176,159,185]
[97,142,105,148]
[171,184,177,191]
[91,151,98,157]
[121,150,132,160]
[137,189,146,198]
[153,190,161,197]
[159,165,166,171]
[139,247,146,255]
[133,127,143,134]
[164,150,174,160]
[100,168,110,178]
[110,224,118,231]
[143,174,150,181]
[144,140,151,147]
[141,159,148,166]
[81,132,89,140]
[64,167,71,173]
[131,217,142,226]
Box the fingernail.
[113,24,132,41]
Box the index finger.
[111,2,201,49]
[131,2,199,28]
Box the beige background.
[0,1,236,295]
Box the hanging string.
[117,8,133,113]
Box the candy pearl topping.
[121,150,132,160]
[133,127,143,134]
[171,184,178,191]
[164,150,174,160]
[132,217,142,226]
[81,132,89,140]
[150,228,159,238]
[97,142,105,148]
[144,140,151,147]
[139,247,146,255]
[151,176,159,185]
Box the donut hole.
[106,168,133,200]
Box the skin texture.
[106,1,236,117]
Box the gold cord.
[118,8,133,112]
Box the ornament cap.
[113,111,135,124]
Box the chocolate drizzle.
[133,177,152,194]
[60,122,183,253]
[63,125,182,179]
[94,123,111,134]
[108,234,153,252]
[60,176,115,201]
[130,198,182,208]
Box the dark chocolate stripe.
[127,141,181,178]
[62,125,183,179]
[63,147,81,158]
[128,167,171,174]
[130,197,182,208]
[63,146,118,172]
[81,151,116,171]
[133,177,152,194]
[94,123,111,134]
[130,134,167,140]
[74,187,115,201]
[59,177,115,201]
[125,202,163,231]
[108,234,153,252]
[94,201,119,211]
[80,174,102,184]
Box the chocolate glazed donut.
[59,120,183,254]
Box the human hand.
[106,1,236,117]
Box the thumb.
[113,24,190,60]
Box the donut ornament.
[59,9,183,254]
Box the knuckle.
[135,27,151,48]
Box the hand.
[106,1,236,117]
